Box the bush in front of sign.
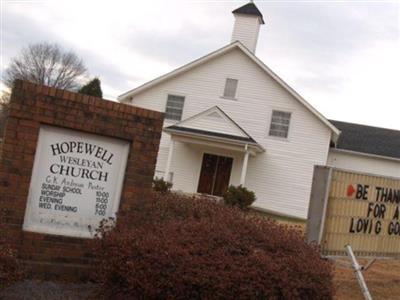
[223,185,256,209]
[152,177,173,194]
[0,225,24,289]
[90,193,334,299]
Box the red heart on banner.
[347,184,356,197]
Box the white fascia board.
[174,106,250,139]
[164,128,265,153]
[330,148,400,163]
[234,42,340,138]
[117,42,239,101]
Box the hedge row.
[0,224,24,289]
[91,193,334,299]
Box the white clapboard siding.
[328,150,400,178]
[127,47,332,219]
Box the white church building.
[119,2,400,219]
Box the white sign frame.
[23,125,130,238]
[307,165,400,259]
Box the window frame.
[222,78,239,100]
[165,94,185,121]
[268,109,292,139]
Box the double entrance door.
[197,153,233,197]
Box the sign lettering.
[307,166,400,258]
[23,126,129,238]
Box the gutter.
[330,148,400,163]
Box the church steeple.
[231,1,265,53]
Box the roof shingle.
[330,120,400,160]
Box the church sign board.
[0,80,164,279]
[23,125,130,238]
[307,166,400,258]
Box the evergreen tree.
[78,77,103,98]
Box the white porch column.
[240,145,250,186]
[164,139,175,182]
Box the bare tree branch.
[3,42,87,90]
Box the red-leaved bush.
[91,193,334,299]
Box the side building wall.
[328,149,400,179]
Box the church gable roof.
[118,41,339,138]
[167,106,255,142]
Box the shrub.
[223,185,256,209]
[91,193,334,299]
[152,177,172,194]
[78,77,103,98]
[0,224,24,289]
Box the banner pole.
[345,245,373,300]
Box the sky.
[1,0,399,130]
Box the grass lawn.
[253,209,400,300]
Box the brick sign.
[0,80,163,279]
[307,166,400,258]
[23,126,129,238]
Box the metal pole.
[345,245,373,300]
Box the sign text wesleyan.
[49,141,115,182]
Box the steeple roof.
[232,2,265,24]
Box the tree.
[1,42,87,137]
[78,77,103,98]
[3,42,87,90]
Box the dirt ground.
[333,258,400,300]
[254,210,400,299]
